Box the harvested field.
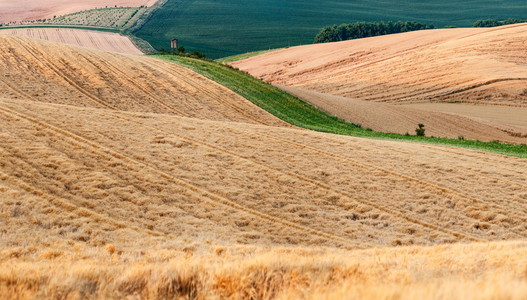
[0,0,157,24]
[0,35,287,126]
[0,28,144,54]
[278,85,527,143]
[232,24,527,106]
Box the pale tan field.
[277,84,527,143]
[0,0,158,23]
[1,35,527,299]
[0,28,143,54]
[232,24,527,106]
[403,102,527,134]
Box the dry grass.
[402,102,527,135]
[1,241,527,299]
[0,35,287,126]
[1,98,527,250]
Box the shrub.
[415,124,426,137]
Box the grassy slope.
[137,0,527,58]
[216,49,283,64]
[153,55,527,158]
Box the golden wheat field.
[1,35,527,299]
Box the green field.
[136,0,527,58]
[153,54,527,158]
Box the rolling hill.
[134,0,527,58]
[1,34,527,299]
[232,24,527,142]
[0,34,286,126]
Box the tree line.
[472,18,526,27]
[314,21,435,43]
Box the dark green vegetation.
[153,54,527,158]
[314,21,434,43]
[136,0,527,58]
[473,18,527,27]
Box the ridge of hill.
[232,24,527,106]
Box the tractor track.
[109,113,486,243]
[0,104,362,249]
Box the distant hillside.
[134,0,527,58]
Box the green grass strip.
[153,54,527,158]
[216,49,283,63]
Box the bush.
[473,18,526,27]
[415,124,426,137]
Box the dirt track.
[233,24,527,106]
[0,28,143,54]
[278,84,527,143]
[0,0,158,23]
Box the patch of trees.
[473,18,526,27]
[314,21,435,43]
